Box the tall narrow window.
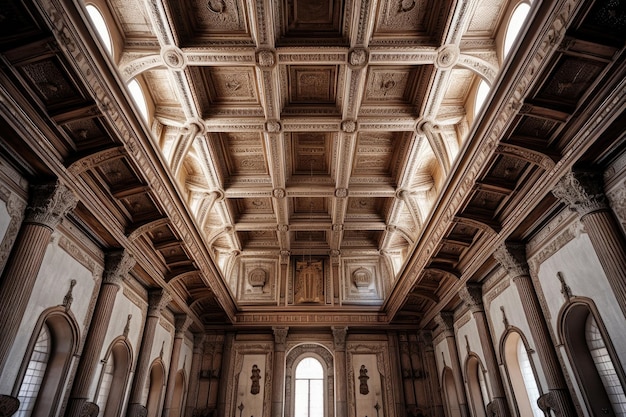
[85,4,112,55]
[503,332,541,417]
[466,356,487,417]
[585,314,626,416]
[16,325,51,417]
[442,367,462,417]
[95,340,132,417]
[96,354,114,416]
[473,80,491,118]
[503,3,531,58]
[127,79,149,121]
[294,358,324,417]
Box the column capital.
[272,326,289,349]
[552,170,608,217]
[192,333,206,354]
[493,242,529,278]
[147,289,171,317]
[433,311,455,336]
[332,326,348,351]
[25,181,77,229]
[103,250,135,286]
[459,283,484,313]
[174,314,193,338]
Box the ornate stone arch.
[285,343,335,417]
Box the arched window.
[170,370,186,417]
[85,4,112,55]
[95,339,132,417]
[442,367,462,417]
[146,361,166,417]
[503,3,531,58]
[285,344,334,417]
[14,310,79,417]
[127,79,149,121]
[466,355,488,417]
[561,301,626,416]
[295,358,324,417]
[473,80,491,118]
[503,331,542,417]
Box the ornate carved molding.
[493,242,529,279]
[25,181,77,229]
[458,283,484,313]
[332,326,348,350]
[103,250,135,286]
[552,170,609,217]
[147,289,172,318]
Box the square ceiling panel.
[230,197,275,222]
[202,67,260,105]
[167,0,253,45]
[240,230,279,248]
[371,0,451,44]
[217,132,269,177]
[289,133,333,175]
[346,197,390,221]
[287,65,338,105]
[361,66,421,106]
[352,132,407,178]
[278,0,345,43]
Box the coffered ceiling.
[1,0,624,330]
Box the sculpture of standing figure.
[251,364,261,395]
[359,365,369,395]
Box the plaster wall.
[0,231,98,393]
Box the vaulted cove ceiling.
[109,0,504,311]
[3,0,623,330]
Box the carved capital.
[552,170,608,218]
[458,283,484,312]
[147,289,171,317]
[102,250,135,286]
[174,314,193,338]
[25,181,77,229]
[332,326,347,350]
[80,402,99,417]
[433,311,454,335]
[193,333,206,354]
[493,242,529,278]
[126,404,148,417]
[272,326,288,348]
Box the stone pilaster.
[433,312,469,417]
[272,327,288,417]
[553,169,626,318]
[493,242,576,417]
[126,289,171,417]
[458,283,511,417]
[185,333,205,417]
[0,181,77,373]
[66,250,135,417]
[419,331,444,417]
[162,314,193,417]
[332,326,348,417]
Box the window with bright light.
[503,3,531,58]
[295,357,324,417]
[517,338,542,417]
[96,353,115,417]
[474,79,491,118]
[86,5,112,55]
[127,79,149,121]
[16,325,50,417]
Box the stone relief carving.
[294,260,323,303]
[250,364,261,395]
[358,365,370,394]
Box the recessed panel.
[288,66,338,104]
[219,133,268,176]
[362,66,419,104]
[204,67,260,104]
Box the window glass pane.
[504,3,531,57]
[296,357,323,379]
[586,315,626,416]
[86,5,112,55]
[309,380,324,417]
[128,79,149,121]
[517,339,542,417]
[96,353,115,416]
[474,80,490,118]
[295,380,309,417]
[294,357,324,417]
[17,325,51,417]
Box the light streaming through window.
[504,3,531,57]
[17,325,51,417]
[86,5,112,55]
[295,358,324,417]
[128,79,149,121]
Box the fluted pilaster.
[553,170,626,318]
[433,312,469,417]
[126,290,171,417]
[66,250,135,417]
[494,242,576,417]
[332,326,348,417]
[162,315,193,417]
[0,181,77,373]
[272,327,288,417]
[459,284,511,417]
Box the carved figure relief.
[295,259,323,303]
[248,268,267,293]
[359,365,369,395]
[250,364,261,395]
